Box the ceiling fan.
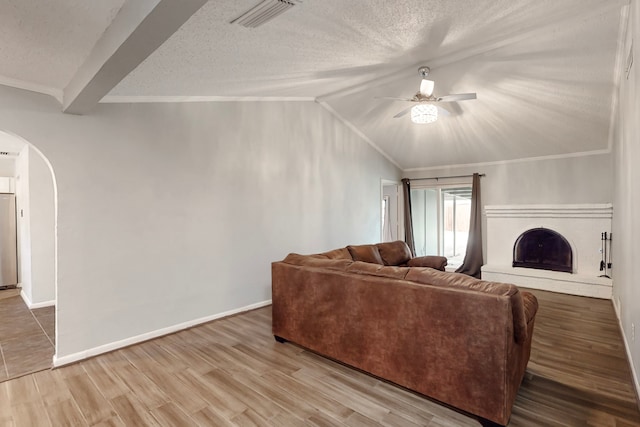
[379,66,477,123]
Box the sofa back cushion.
[406,267,511,294]
[282,253,352,271]
[406,255,448,270]
[347,244,384,265]
[346,261,409,280]
[405,267,529,344]
[375,241,413,266]
[314,247,352,260]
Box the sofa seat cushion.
[347,244,385,265]
[346,261,410,280]
[376,241,412,266]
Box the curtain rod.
[406,173,486,182]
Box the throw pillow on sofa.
[347,244,385,265]
[376,241,412,265]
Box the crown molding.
[100,95,316,103]
[402,148,612,173]
[0,75,62,104]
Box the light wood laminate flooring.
[0,288,638,426]
[0,289,54,383]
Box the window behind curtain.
[411,185,472,268]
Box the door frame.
[380,179,401,242]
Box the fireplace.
[481,204,613,299]
[513,228,572,273]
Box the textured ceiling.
[0,0,125,89]
[0,0,628,170]
[114,0,606,98]
[110,0,628,169]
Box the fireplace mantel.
[481,203,613,299]
[485,204,613,219]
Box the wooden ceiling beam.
[62,0,208,114]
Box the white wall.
[404,153,613,206]
[404,153,614,260]
[28,145,55,304]
[15,147,32,298]
[0,157,15,176]
[612,0,640,398]
[0,85,400,360]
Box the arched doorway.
[0,130,58,381]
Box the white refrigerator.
[0,194,18,287]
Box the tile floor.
[0,288,54,382]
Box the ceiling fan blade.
[393,106,414,118]
[376,96,414,102]
[436,105,451,117]
[437,93,477,102]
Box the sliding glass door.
[411,186,471,268]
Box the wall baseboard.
[52,299,272,368]
[613,297,640,408]
[20,290,55,309]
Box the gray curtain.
[401,178,416,256]
[456,173,483,278]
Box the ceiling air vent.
[231,0,301,28]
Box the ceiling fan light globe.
[411,104,438,124]
[419,79,435,97]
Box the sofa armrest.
[406,256,448,271]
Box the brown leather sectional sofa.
[272,241,538,426]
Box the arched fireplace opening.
[513,228,573,273]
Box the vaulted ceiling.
[0,0,628,170]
